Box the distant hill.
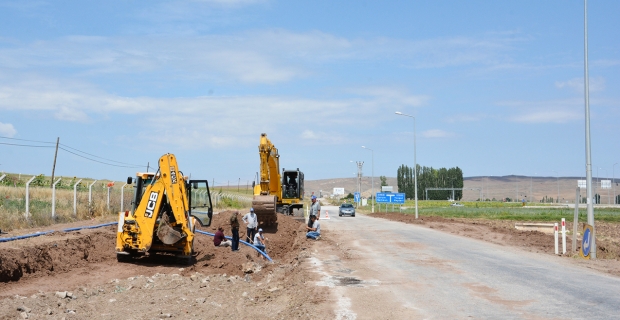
[306,175,617,203]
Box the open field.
[306,175,619,203]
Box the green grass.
[400,200,562,209]
[397,206,620,223]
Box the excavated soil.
[369,212,620,277]
[0,210,335,319]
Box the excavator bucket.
[252,195,277,226]
[157,214,184,245]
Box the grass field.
[368,200,620,223]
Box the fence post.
[25,175,36,218]
[120,182,128,212]
[52,178,62,219]
[74,179,83,216]
[88,180,98,211]
[573,187,580,252]
[107,185,111,210]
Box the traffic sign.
[354,192,360,203]
[578,180,586,188]
[580,224,593,259]
[376,192,405,204]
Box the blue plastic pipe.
[0,222,273,262]
[195,229,272,262]
[0,222,117,243]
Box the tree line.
[397,164,464,200]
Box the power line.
[59,143,144,167]
[0,136,56,144]
[58,147,143,168]
[0,142,55,148]
[0,135,144,169]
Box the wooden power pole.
[50,137,59,188]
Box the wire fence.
[0,174,253,231]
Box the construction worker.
[229,211,240,252]
[308,195,321,228]
[242,208,258,243]
[306,215,321,240]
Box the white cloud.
[512,110,581,123]
[0,122,17,137]
[445,114,484,123]
[555,77,605,93]
[497,98,583,124]
[422,129,453,138]
[0,78,426,148]
[0,29,526,85]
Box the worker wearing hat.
[308,195,321,228]
[242,207,258,243]
[253,228,266,253]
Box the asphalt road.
[311,205,620,319]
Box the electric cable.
[0,135,145,169]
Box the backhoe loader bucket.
[157,214,185,245]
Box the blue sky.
[0,0,619,184]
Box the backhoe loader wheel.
[116,253,132,263]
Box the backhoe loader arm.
[116,154,193,255]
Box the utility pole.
[356,161,364,208]
[50,137,59,188]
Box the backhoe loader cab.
[116,154,213,264]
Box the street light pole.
[362,146,375,213]
[584,0,596,258]
[552,170,559,203]
[395,111,418,219]
[614,163,618,205]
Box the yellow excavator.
[252,133,304,226]
[115,153,213,264]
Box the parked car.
[339,203,355,217]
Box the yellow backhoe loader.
[115,153,213,264]
[252,133,304,226]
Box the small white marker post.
[554,223,559,255]
[561,218,567,254]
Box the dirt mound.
[0,229,117,283]
[0,210,307,295]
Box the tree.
[380,176,388,187]
[398,164,464,200]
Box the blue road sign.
[393,193,405,204]
[581,224,593,259]
[354,192,360,203]
[376,192,405,204]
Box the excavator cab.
[282,169,304,200]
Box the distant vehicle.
[450,202,464,207]
[339,203,356,217]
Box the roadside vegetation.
[393,200,620,223]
